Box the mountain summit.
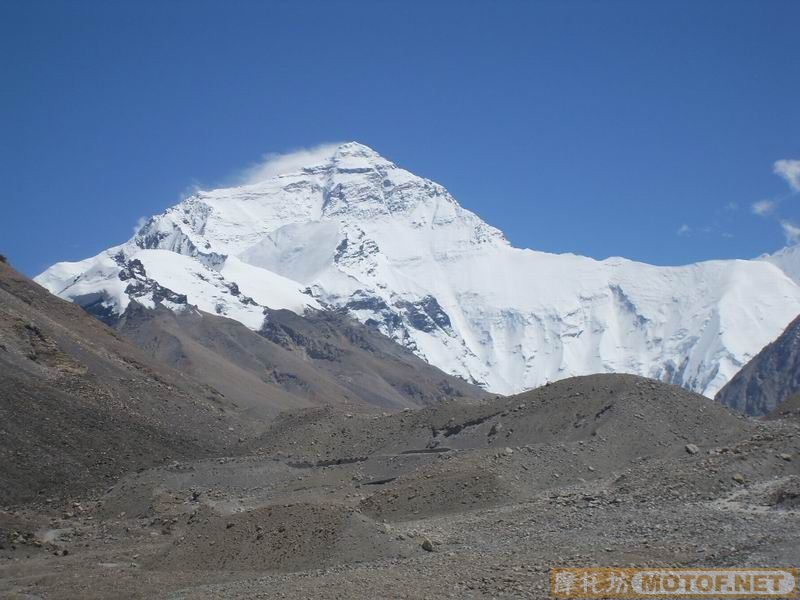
[36,142,800,396]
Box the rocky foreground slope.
[0,260,244,504]
[36,142,800,397]
[0,261,483,505]
[2,374,798,599]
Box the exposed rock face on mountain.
[112,301,487,416]
[716,314,800,415]
[36,142,800,396]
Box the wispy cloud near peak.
[781,220,800,244]
[237,143,344,185]
[774,159,800,192]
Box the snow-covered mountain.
[761,244,800,285]
[36,142,800,397]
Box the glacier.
[36,141,800,397]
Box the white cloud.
[781,220,800,244]
[178,181,201,201]
[774,159,800,192]
[132,216,148,235]
[751,199,776,216]
[746,160,800,248]
[238,143,344,185]
[677,224,691,236]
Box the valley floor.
[2,376,799,599]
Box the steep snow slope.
[36,142,800,396]
[762,244,800,284]
[37,247,319,330]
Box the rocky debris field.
[1,374,799,599]
[0,258,484,507]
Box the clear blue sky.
[2,0,798,276]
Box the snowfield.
[36,142,800,396]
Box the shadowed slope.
[112,302,488,418]
[0,261,243,504]
[716,314,800,415]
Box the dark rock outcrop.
[716,315,800,415]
